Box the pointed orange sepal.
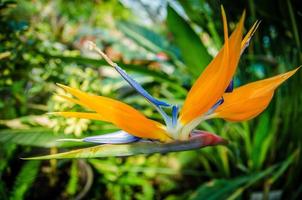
[56,84,171,141]
[179,9,245,124]
[241,20,260,53]
[213,67,300,121]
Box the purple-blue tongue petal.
[208,98,224,114]
[225,79,234,93]
[114,65,170,107]
[83,130,140,144]
[172,105,179,127]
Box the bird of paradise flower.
[26,7,300,159]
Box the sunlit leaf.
[0,128,86,148]
[117,21,179,57]
[251,112,272,170]
[41,52,187,94]
[40,52,174,82]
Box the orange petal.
[56,84,171,141]
[56,94,86,107]
[213,67,300,121]
[241,20,260,53]
[179,9,245,124]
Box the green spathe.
[23,133,228,160]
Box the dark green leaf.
[117,21,182,68]
[117,21,178,56]
[66,160,78,195]
[167,5,212,77]
[190,164,278,200]
[9,161,40,200]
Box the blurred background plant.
[0,0,301,199]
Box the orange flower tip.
[220,6,227,25]
[282,66,301,79]
[295,66,301,72]
[251,20,261,35]
[220,5,228,42]
[242,10,246,19]
[56,83,69,90]
[220,5,225,14]
[237,9,246,25]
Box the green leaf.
[41,52,187,94]
[0,143,17,174]
[41,52,174,82]
[117,20,184,70]
[117,21,176,55]
[190,177,249,200]
[269,150,298,184]
[190,164,278,200]
[9,161,40,200]
[167,5,212,77]
[177,0,222,48]
[0,179,8,200]
[0,128,86,148]
[251,112,272,170]
[66,160,78,195]
[23,136,228,160]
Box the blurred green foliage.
[0,0,302,199]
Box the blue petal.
[171,105,179,127]
[225,79,234,93]
[214,98,224,107]
[83,130,140,144]
[207,98,224,114]
[114,65,170,107]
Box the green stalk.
[23,136,228,160]
[287,0,302,62]
[206,15,222,48]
